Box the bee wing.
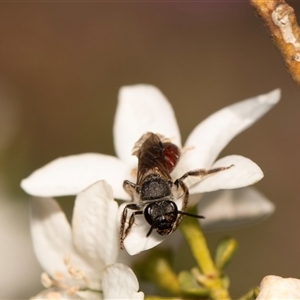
[132,132,171,156]
[132,132,153,157]
[135,133,171,184]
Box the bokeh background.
[1,2,300,299]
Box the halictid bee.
[119,132,232,249]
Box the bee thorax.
[140,174,171,200]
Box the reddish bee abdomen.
[163,142,180,173]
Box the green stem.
[150,257,181,295]
[180,215,215,274]
[180,214,231,300]
[134,249,180,295]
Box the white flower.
[256,275,300,299]
[30,180,144,299]
[0,88,43,298]
[21,84,280,255]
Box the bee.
[119,132,232,249]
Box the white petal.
[30,198,91,278]
[181,89,280,170]
[75,290,102,299]
[188,155,264,194]
[31,198,103,290]
[198,187,275,231]
[30,288,69,300]
[21,153,132,200]
[72,181,119,267]
[31,288,79,300]
[113,84,181,167]
[102,263,144,299]
[118,203,165,256]
[256,275,300,299]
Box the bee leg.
[119,203,143,249]
[123,210,143,243]
[172,179,189,231]
[123,180,140,200]
[120,205,129,249]
[178,165,234,182]
[171,166,234,232]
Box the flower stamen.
[41,272,53,288]
[67,285,80,296]
[64,254,89,286]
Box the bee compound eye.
[144,203,155,225]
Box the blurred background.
[1,2,300,298]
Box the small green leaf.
[178,270,208,297]
[178,270,200,289]
[215,237,238,270]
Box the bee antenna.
[146,224,155,237]
[178,211,205,219]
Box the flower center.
[40,254,90,297]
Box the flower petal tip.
[119,84,161,97]
[20,178,28,192]
[260,88,281,105]
[102,263,144,299]
[20,177,42,197]
[123,230,165,256]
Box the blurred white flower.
[198,186,275,231]
[256,275,300,299]
[30,180,143,299]
[0,87,42,298]
[0,181,43,298]
[21,84,279,255]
